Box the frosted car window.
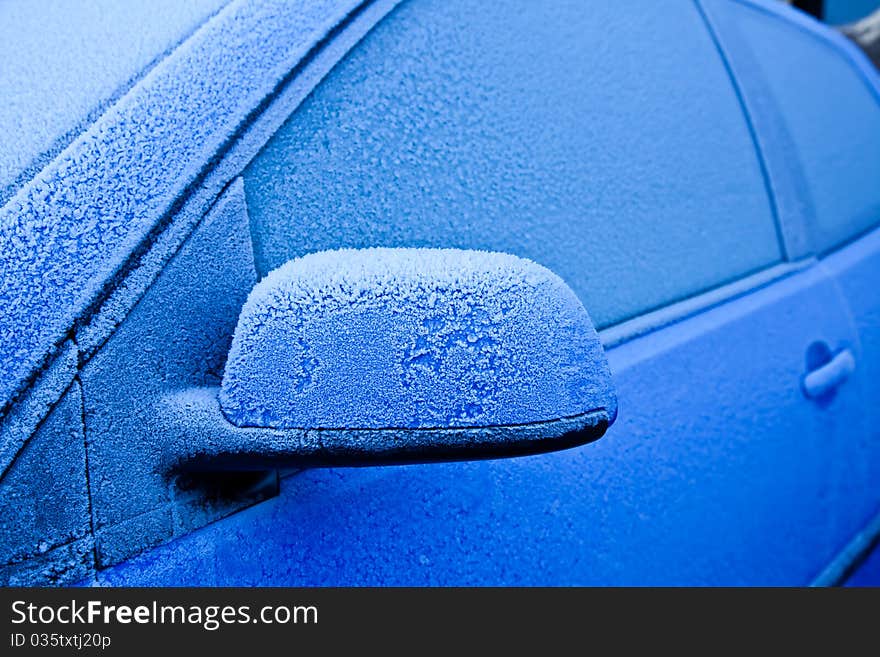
[243,0,781,329]
[718,1,880,253]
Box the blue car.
[1,0,879,586]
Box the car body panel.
[822,228,880,517]
[844,531,880,586]
[708,0,880,567]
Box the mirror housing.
[164,248,616,469]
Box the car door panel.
[705,0,880,571]
[821,227,880,512]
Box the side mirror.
[160,248,616,470]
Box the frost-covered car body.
[1,0,879,585]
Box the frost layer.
[220,248,616,429]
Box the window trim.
[600,258,813,349]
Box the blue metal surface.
[821,228,880,548]
[78,180,278,569]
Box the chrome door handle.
[802,348,855,399]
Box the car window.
[718,1,880,254]
[242,0,781,330]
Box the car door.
[702,0,880,582]
[88,0,868,585]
